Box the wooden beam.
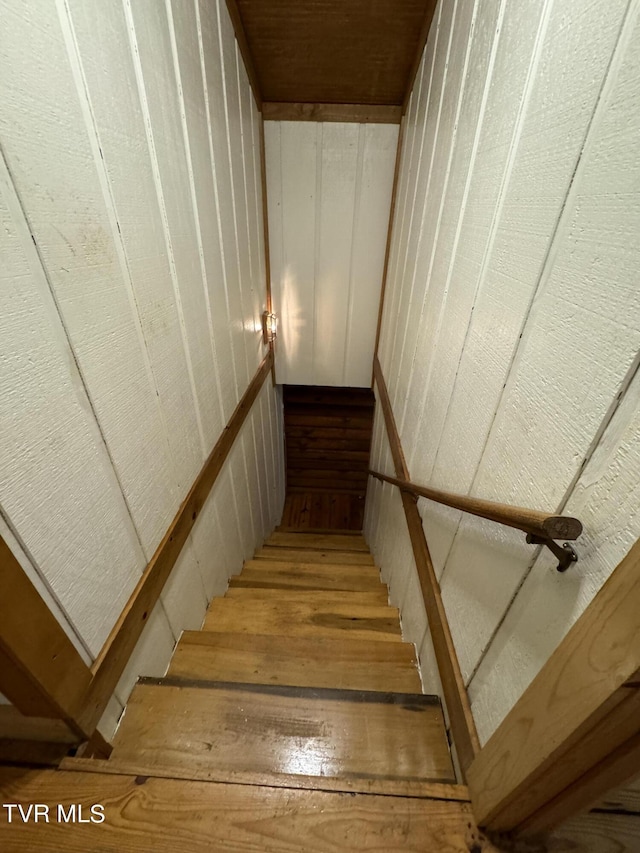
[371,117,405,387]
[73,351,274,733]
[373,356,480,774]
[522,729,640,833]
[262,103,402,124]
[369,470,583,541]
[224,0,262,108]
[402,0,438,115]
[467,537,640,831]
[0,535,92,735]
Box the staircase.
[2,531,497,851]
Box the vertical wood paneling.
[266,120,398,387]
[369,0,640,747]
[168,0,233,420]
[218,4,253,388]
[198,0,244,400]
[377,55,426,375]
[344,125,398,385]
[314,123,359,384]
[0,163,145,657]
[1,0,284,715]
[62,0,197,527]
[125,0,215,456]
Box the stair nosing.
[136,676,440,708]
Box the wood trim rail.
[262,103,402,124]
[369,470,583,541]
[72,350,274,733]
[372,356,480,774]
[0,536,93,738]
[467,536,640,832]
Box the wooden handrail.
[368,470,583,541]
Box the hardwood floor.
[0,531,507,851]
[281,385,375,530]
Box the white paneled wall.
[368,0,640,743]
[265,121,398,387]
[0,0,285,737]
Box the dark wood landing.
[283,385,374,530]
[280,490,366,529]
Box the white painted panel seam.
[55,0,182,530]
[0,512,92,663]
[311,123,323,383]
[390,0,442,409]
[406,0,509,470]
[0,147,147,646]
[342,124,365,384]
[165,0,226,431]
[215,0,249,386]
[461,0,640,690]
[427,0,555,471]
[122,0,207,459]
[195,0,240,404]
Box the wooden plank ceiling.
[234,0,435,105]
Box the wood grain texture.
[168,631,421,692]
[262,103,402,123]
[230,559,381,593]
[234,0,432,105]
[254,546,374,565]
[266,122,398,386]
[225,587,388,607]
[265,532,368,551]
[280,492,366,531]
[0,535,91,731]
[110,681,455,788]
[0,768,492,852]
[204,598,403,643]
[467,538,640,831]
[369,470,583,540]
[545,811,640,853]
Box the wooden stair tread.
[168,631,421,692]
[275,526,365,535]
[265,531,368,551]
[225,587,388,606]
[230,565,383,593]
[254,546,375,565]
[110,680,455,789]
[1,767,488,853]
[203,598,403,642]
[229,572,384,594]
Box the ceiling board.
[235,0,435,106]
